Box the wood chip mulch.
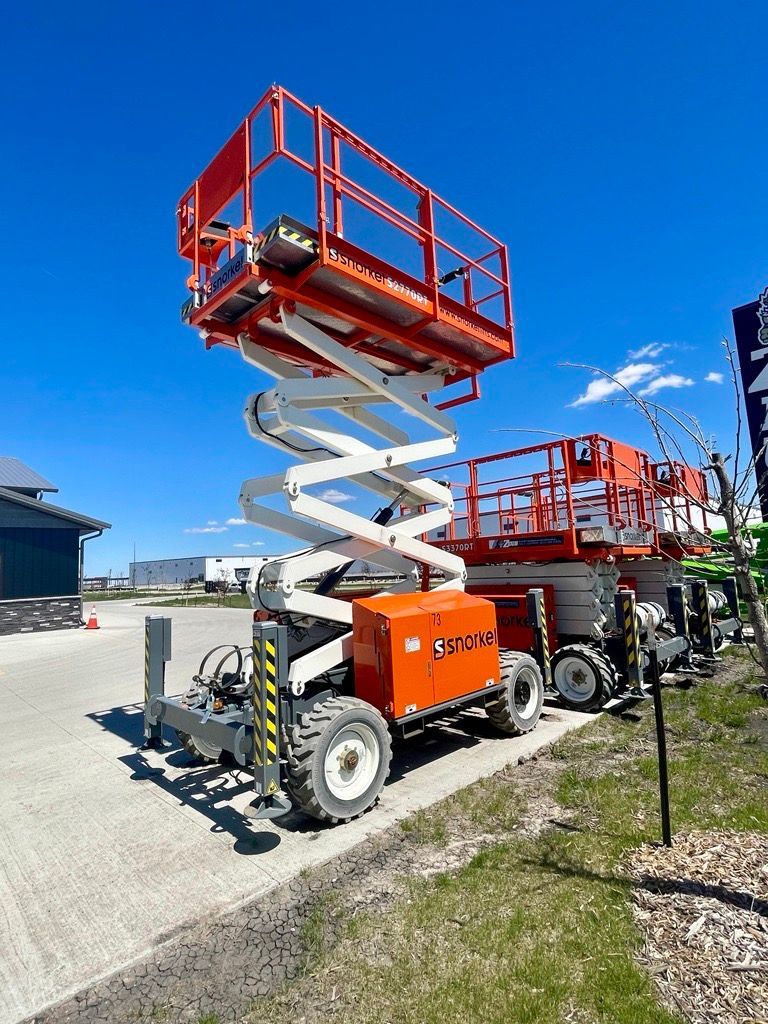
[629,830,768,1024]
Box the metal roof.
[0,457,57,492]
[0,488,110,533]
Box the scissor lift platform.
[178,86,514,383]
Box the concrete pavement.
[0,601,589,1024]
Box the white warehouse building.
[129,554,271,588]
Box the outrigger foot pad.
[140,736,170,751]
[244,794,293,821]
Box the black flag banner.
[733,288,768,520]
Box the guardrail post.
[691,579,716,658]
[245,620,292,820]
[615,589,643,693]
[666,583,695,670]
[721,577,744,644]
[526,588,552,688]
[143,615,171,749]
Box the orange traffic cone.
[85,605,100,630]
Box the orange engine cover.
[352,590,500,721]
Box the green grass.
[246,654,768,1024]
[83,589,155,602]
[141,593,252,609]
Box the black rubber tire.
[486,651,544,735]
[712,623,724,651]
[285,696,393,824]
[175,730,222,764]
[550,644,618,711]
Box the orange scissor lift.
[420,434,726,708]
[143,86,556,824]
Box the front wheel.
[486,651,544,735]
[550,644,617,711]
[285,696,392,824]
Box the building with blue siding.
[0,458,110,634]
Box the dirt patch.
[629,830,768,1024]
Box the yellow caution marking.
[623,599,638,667]
[538,595,550,672]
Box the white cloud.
[232,543,250,549]
[226,517,247,525]
[316,488,355,504]
[628,343,670,359]
[705,371,724,384]
[252,541,265,547]
[570,362,659,407]
[638,373,694,397]
[184,525,228,534]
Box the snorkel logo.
[433,628,497,661]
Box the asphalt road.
[0,601,588,1023]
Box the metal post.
[722,576,744,644]
[143,615,171,748]
[691,579,716,658]
[647,635,673,847]
[245,620,292,820]
[527,588,552,688]
[666,583,695,670]
[615,589,643,694]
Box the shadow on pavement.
[96,701,553,845]
[87,703,149,746]
[118,750,281,854]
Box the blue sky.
[2,1,766,575]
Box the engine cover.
[352,591,500,720]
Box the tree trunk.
[711,453,768,680]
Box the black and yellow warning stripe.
[538,592,550,675]
[264,638,278,766]
[253,635,263,766]
[699,590,710,637]
[254,223,316,256]
[622,595,640,668]
[253,634,279,773]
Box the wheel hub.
[554,654,599,703]
[340,748,360,771]
[323,723,381,802]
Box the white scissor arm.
[236,309,466,691]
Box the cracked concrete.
[1,600,588,1024]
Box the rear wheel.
[285,696,392,824]
[486,651,544,734]
[551,644,617,710]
